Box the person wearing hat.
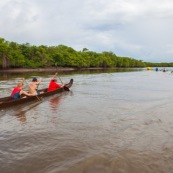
[47,73,64,92]
[28,77,43,95]
[10,81,34,99]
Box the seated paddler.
[10,82,34,99]
[28,77,44,95]
[47,73,64,92]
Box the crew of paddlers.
[10,73,64,99]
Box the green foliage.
[145,62,173,67]
[1,37,170,69]
[8,42,25,67]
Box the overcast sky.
[0,0,173,62]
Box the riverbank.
[0,67,116,73]
[0,67,76,73]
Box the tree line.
[0,37,172,69]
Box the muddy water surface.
[0,69,173,173]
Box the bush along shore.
[1,37,173,70]
[0,38,147,70]
[0,67,76,73]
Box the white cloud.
[0,0,173,62]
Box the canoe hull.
[0,79,73,109]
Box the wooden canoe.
[0,79,73,109]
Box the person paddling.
[28,77,43,95]
[47,73,64,92]
[10,81,33,99]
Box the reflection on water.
[1,68,173,173]
[13,102,42,124]
[16,113,27,123]
[49,96,61,111]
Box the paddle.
[56,72,70,91]
[56,72,63,85]
[54,63,69,91]
[21,78,25,84]
[36,78,41,91]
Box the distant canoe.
[0,79,73,109]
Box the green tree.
[0,38,11,69]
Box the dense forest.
[0,38,172,69]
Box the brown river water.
[0,68,173,173]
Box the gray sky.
[0,0,173,62]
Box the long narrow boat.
[0,79,73,109]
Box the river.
[0,68,173,173]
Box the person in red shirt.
[10,80,34,99]
[47,73,64,92]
